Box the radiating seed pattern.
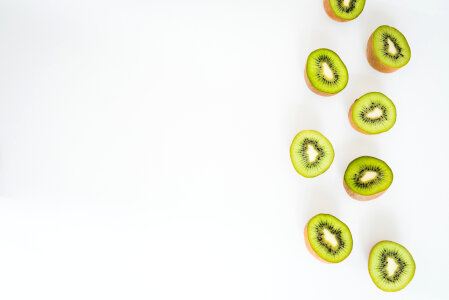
[351,165,384,189]
[314,55,339,86]
[336,0,357,13]
[314,221,344,255]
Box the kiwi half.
[305,48,348,96]
[369,241,415,292]
[349,92,396,135]
[367,25,411,73]
[343,156,393,200]
[323,0,366,22]
[290,130,334,178]
[304,214,353,263]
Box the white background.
[0,0,448,299]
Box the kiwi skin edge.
[304,66,335,97]
[343,179,386,201]
[348,100,374,135]
[366,33,399,73]
[304,224,333,264]
[323,0,350,22]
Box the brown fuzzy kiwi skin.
[304,66,335,97]
[323,0,350,22]
[304,224,333,264]
[366,33,399,73]
[343,179,386,201]
[348,100,373,135]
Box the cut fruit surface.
[370,25,411,69]
[369,241,415,292]
[350,92,396,134]
[290,130,334,178]
[305,49,348,95]
[327,0,366,21]
[305,214,353,263]
[344,156,393,198]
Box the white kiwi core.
[360,171,378,183]
[323,228,338,248]
[342,0,351,8]
[321,62,334,81]
[306,144,319,163]
[387,38,398,56]
[385,257,399,277]
[366,107,383,119]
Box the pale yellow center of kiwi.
[323,228,338,248]
[321,62,334,81]
[306,144,319,163]
[342,0,351,8]
[387,38,398,56]
[385,257,399,277]
[360,171,378,183]
[366,107,383,119]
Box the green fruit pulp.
[290,130,334,178]
[372,25,411,68]
[352,92,396,134]
[344,156,393,196]
[307,214,353,263]
[306,48,348,94]
[369,241,415,292]
[329,0,366,20]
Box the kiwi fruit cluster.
[291,1,415,293]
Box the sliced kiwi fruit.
[305,48,348,96]
[349,92,396,135]
[367,25,411,73]
[369,241,415,292]
[324,0,366,22]
[343,156,393,200]
[304,214,353,263]
[290,130,334,178]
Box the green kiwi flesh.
[369,241,415,292]
[306,49,348,94]
[372,25,411,68]
[344,156,393,196]
[290,130,334,178]
[306,214,353,263]
[352,92,396,134]
[329,0,366,20]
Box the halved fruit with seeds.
[305,48,348,96]
[290,130,334,178]
[323,0,366,22]
[304,214,353,263]
[367,25,411,73]
[343,156,393,200]
[369,241,415,292]
[349,92,396,135]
